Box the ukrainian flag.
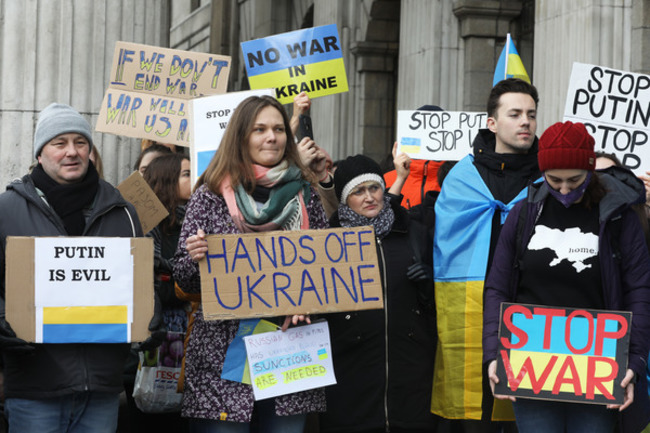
[492,33,530,87]
[42,305,128,343]
[431,156,526,420]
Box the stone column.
[453,0,523,112]
[350,40,399,162]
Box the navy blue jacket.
[483,168,650,433]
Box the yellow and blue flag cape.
[492,33,530,86]
[431,155,527,420]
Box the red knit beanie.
[538,121,596,171]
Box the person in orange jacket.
[384,105,446,209]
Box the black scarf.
[337,195,395,239]
[30,162,99,235]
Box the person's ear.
[487,116,497,133]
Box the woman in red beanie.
[482,121,650,433]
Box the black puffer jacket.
[0,174,143,399]
[320,195,438,432]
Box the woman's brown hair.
[143,153,189,233]
[196,96,308,194]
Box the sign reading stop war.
[495,303,631,405]
[397,110,487,161]
[199,227,384,320]
[564,62,650,174]
[96,41,232,147]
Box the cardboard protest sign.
[241,24,348,104]
[191,88,274,184]
[117,171,169,234]
[199,227,383,320]
[97,41,232,146]
[564,62,650,174]
[397,110,487,161]
[244,321,336,400]
[495,303,631,405]
[6,236,154,343]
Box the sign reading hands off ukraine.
[198,227,383,320]
[241,24,348,104]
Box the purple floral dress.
[173,183,328,422]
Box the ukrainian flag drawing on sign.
[42,305,128,343]
[241,24,348,104]
[492,33,530,86]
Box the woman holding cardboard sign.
[173,95,328,432]
[318,150,439,432]
[483,121,650,433]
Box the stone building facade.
[0,0,648,186]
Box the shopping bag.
[133,331,184,413]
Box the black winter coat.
[319,196,438,432]
[0,174,143,399]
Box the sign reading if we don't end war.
[96,41,232,147]
[241,24,348,104]
[198,227,383,320]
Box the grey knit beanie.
[34,103,94,158]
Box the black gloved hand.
[0,317,34,354]
[136,291,166,352]
[406,260,433,283]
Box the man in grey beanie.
[0,102,144,432]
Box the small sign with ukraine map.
[495,303,631,405]
[243,321,336,400]
[6,236,154,344]
[241,24,348,104]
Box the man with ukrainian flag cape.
[432,78,540,429]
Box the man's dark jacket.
[0,174,143,399]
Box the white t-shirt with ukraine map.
[517,196,605,310]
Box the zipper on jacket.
[377,238,390,431]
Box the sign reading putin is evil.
[495,303,631,405]
[199,227,383,320]
[241,24,349,104]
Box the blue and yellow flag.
[42,305,128,343]
[221,319,280,384]
[492,34,530,86]
[431,156,527,420]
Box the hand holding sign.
[606,369,635,412]
[487,359,516,402]
[186,229,208,262]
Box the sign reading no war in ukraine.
[241,24,349,104]
[199,227,383,320]
[495,303,631,405]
